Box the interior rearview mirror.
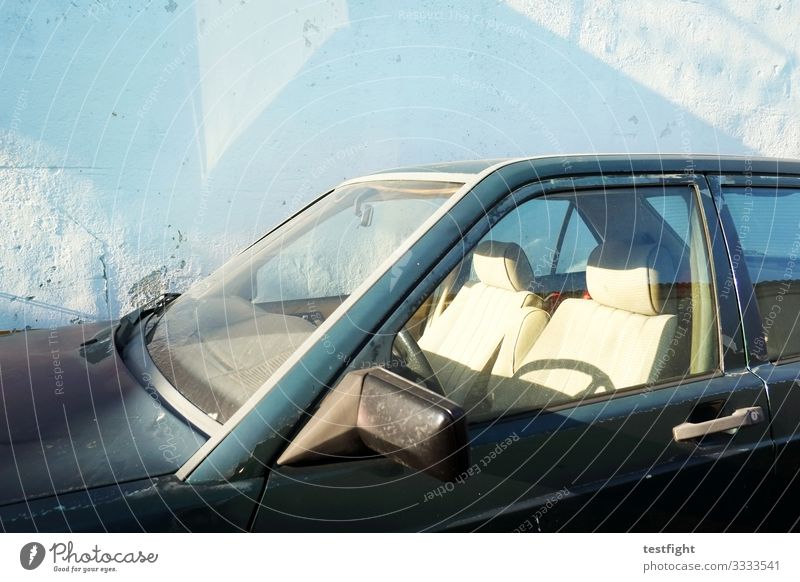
[277,367,469,482]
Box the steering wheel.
[505,358,616,410]
[394,329,445,395]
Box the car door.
[252,172,774,532]
[712,172,800,531]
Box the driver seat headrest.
[472,240,535,292]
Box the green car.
[2,154,799,532]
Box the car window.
[254,197,442,302]
[390,186,718,421]
[645,192,691,242]
[487,198,570,277]
[555,207,597,274]
[147,180,461,423]
[722,186,800,360]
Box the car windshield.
[146,179,462,422]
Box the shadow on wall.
[204,0,750,258]
[0,0,757,329]
[208,0,747,182]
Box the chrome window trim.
[338,171,478,186]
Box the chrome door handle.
[672,406,766,442]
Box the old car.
[2,154,799,532]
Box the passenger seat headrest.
[473,240,535,292]
[586,240,675,316]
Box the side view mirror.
[277,367,469,482]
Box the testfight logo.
[19,542,46,570]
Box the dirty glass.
[147,180,461,422]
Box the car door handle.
[672,406,766,442]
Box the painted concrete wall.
[1,0,797,329]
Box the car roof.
[369,158,510,175]
[366,153,800,180]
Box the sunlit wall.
[1,0,797,328]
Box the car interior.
[187,186,718,423]
[391,188,719,420]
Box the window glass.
[645,193,691,241]
[487,198,569,278]
[254,197,442,302]
[390,187,718,421]
[147,180,460,423]
[556,209,597,274]
[722,187,800,360]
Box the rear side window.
[488,198,570,276]
[722,187,800,360]
[645,193,691,242]
[555,207,597,274]
[487,198,597,277]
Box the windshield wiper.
[115,292,181,348]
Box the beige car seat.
[489,240,678,412]
[418,240,549,402]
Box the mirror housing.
[357,367,469,482]
[277,367,469,482]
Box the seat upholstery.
[490,240,678,412]
[418,240,549,401]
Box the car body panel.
[0,475,262,532]
[0,323,205,507]
[255,373,771,532]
